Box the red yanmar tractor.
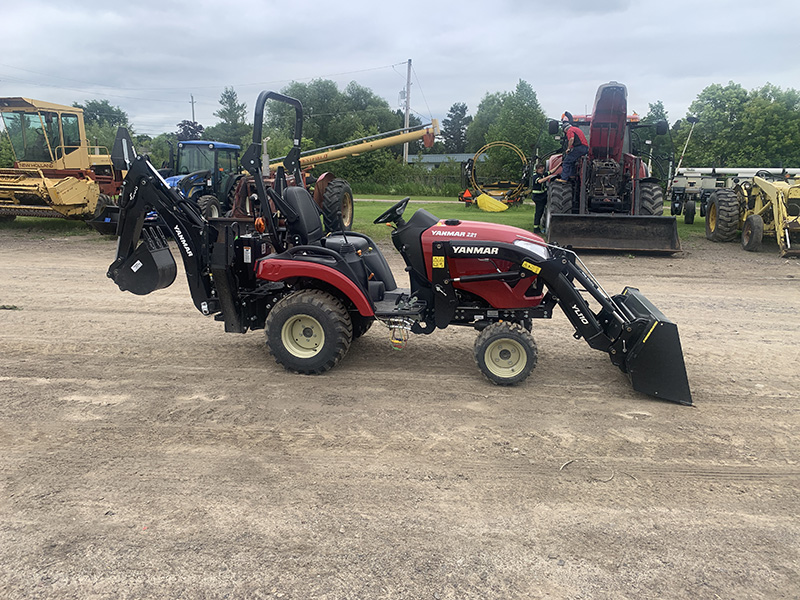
[105,91,692,405]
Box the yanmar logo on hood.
[451,245,499,256]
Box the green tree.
[637,101,673,179]
[176,120,204,141]
[0,129,14,167]
[71,99,132,153]
[466,92,503,152]
[136,132,177,170]
[266,79,402,150]
[466,81,551,180]
[675,82,749,167]
[486,80,548,156]
[442,102,472,153]
[204,87,252,146]
[672,81,800,168]
[72,99,130,128]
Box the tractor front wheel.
[705,189,739,242]
[94,193,115,218]
[544,179,573,233]
[741,214,764,252]
[474,322,538,386]
[639,182,665,216]
[322,179,354,233]
[266,290,353,374]
[197,195,221,220]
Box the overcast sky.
[2,0,797,138]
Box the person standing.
[557,112,588,182]
[530,162,548,234]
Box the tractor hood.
[590,81,628,161]
[164,175,185,188]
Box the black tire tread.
[639,182,665,216]
[705,189,740,242]
[741,214,764,252]
[474,322,538,386]
[265,289,352,374]
[322,179,354,233]
[197,195,221,220]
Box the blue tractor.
[160,140,243,219]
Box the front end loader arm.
[537,247,692,405]
[107,155,219,316]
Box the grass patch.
[0,216,98,237]
[353,200,535,241]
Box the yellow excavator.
[0,97,126,221]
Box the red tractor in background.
[544,82,679,253]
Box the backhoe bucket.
[615,287,692,405]
[112,232,177,296]
[547,214,681,253]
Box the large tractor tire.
[94,193,115,218]
[197,195,221,220]
[741,214,764,252]
[322,178,354,233]
[474,322,538,386]
[639,182,665,216]
[265,289,353,374]
[705,189,740,242]
[544,179,573,232]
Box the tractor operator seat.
[282,186,324,245]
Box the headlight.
[514,239,550,260]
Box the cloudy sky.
[2,0,797,137]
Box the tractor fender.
[255,257,374,317]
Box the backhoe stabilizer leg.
[612,288,692,405]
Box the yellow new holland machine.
[705,170,800,257]
[0,97,125,221]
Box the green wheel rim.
[484,338,526,378]
[282,315,324,358]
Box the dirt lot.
[1,226,799,599]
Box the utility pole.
[403,59,411,165]
[190,94,196,123]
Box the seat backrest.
[283,186,324,245]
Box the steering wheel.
[755,170,773,178]
[373,197,410,224]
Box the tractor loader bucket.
[110,229,176,295]
[87,205,120,236]
[614,287,692,405]
[547,214,681,253]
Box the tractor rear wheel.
[266,289,353,374]
[544,179,573,232]
[197,195,221,220]
[741,214,764,252]
[639,182,665,216]
[322,179,354,233]
[705,189,740,242]
[474,322,538,386]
